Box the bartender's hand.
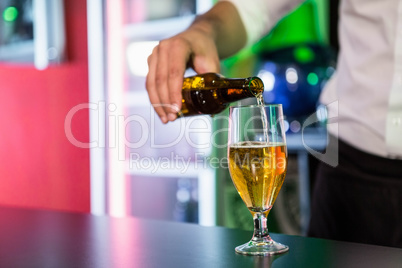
[146,27,220,124]
[145,1,247,123]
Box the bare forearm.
[188,1,247,59]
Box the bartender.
[145,0,402,247]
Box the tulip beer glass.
[228,104,288,255]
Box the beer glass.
[228,104,289,255]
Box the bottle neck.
[220,77,264,103]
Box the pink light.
[106,0,128,217]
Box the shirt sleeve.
[218,0,306,47]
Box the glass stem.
[251,212,272,243]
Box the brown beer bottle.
[178,73,264,117]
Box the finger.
[154,40,175,120]
[192,43,221,74]
[166,39,192,121]
[193,55,221,74]
[146,46,168,123]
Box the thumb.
[192,55,220,74]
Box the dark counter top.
[0,206,400,268]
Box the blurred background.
[0,0,339,236]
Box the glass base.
[235,240,289,256]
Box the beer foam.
[229,141,286,148]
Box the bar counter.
[0,206,400,267]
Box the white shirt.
[221,0,402,158]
